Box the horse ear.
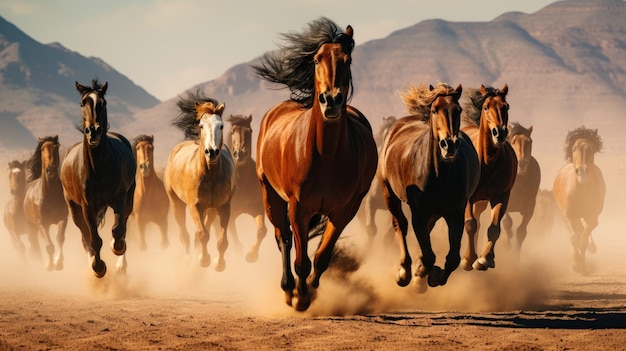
[345,25,353,38]
[429,84,434,91]
[480,85,487,95]
[453,84,463,99]
[528,125,533,134]
[216,103,225,115]
[100,82,108,95]
[501,83,508,95]
[150,134,154,140]
[76,81,89,95]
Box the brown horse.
[553,126,605,274]
[378,83,480,292]
[460,84,517,271]
[23,135,68,270]
[252,18,378,311]
[164,92,236,271]
[502,122,541,254]
[132,134,169,251]
[4,160,39,257]
[61,80,136,278]
[356,116,397,246]
[224,114,267,262]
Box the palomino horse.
[356,116,397,246]
[132,134,169,251]
[553,126,605,274]
[4,160,39,257]
[252,18,378,311]
[61,80,136,278]
[224,114,267,262]
[164,92,236,271]
[502,122,541,254]
[378,83,480,292]
[23,135,68,270]
[460,84,517,271]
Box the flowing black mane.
[251,17,354,108]
[564,126,603,162]
[461,86,504,127]
[26,135,59,182]
[132,134,154,158]
[173,90,220,140]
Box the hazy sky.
[1,0,557,101]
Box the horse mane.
[173,90,221,140]
[374,116,397,145]
[564,125,603,162]
[26,135,59,182]
[400,83,459,121]
[251,17,354,108]
[8,159,25,170]
[461,85,504,127]
[132,134,154,158]
[508,121,531,139]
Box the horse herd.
[3,18,605,312]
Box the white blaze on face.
[200,113,224,157]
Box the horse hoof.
[293,295,312,312]
[93,261,107,278]
[111,239,126,256]
[199,254,211,268]
[460,258,474,271]
[214,258,226,272]
[412,277,428,294]
[472,257,489,271]
[245,251,259,263]
[396,268,411,287]
[427,266,447,287]
[54,260,64,271]
[284,291,294,307]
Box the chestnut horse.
[553,126,605,274]
[378,83,480,292]
[23,135,68,270]
[4,160,39,257]
[132,134,169,251]
[224,114,267,262]
[252,18,378,311]
[164,92,236,271]
[502,122,541,254]
[61,80,136,278]
[460,84,517,271]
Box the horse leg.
[474,198,508,270]
[461,201,480,270]
[72,203,106,278]
[515,210,533,254]
[191,205,210,267]
[245,213,267,263]
[428,212,464,288]
[158,216,169,250]
[37,223,55,271]
[213,204,230,272]
[136,216,148,251]
[25,224,41,261]
[563,212,585,273]
[53,218,67,270]
[170,196,190,254]
[288,200,313,312]
[381,181,411,287]
[579,216,599,274]
[501,212,513,250]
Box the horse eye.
[431,109,436,114]
[220,125,223,130]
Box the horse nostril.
[334,93,343,105]
[84,127,90,135]
[491,128,499,137]
[205,148,209,155]
[319,93,327,104]
[439,139,448,150]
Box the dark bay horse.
[61,80,136,278]
[356,116,397,246]
[164,92,236,271]
[502,122,541,254]
[460,84,517,271]
[553,126,605,274]
[132,134,169,251]
[4,160,39,257]
[224,114,267,262]
[378,83,480,292]
[252,18,378,311]
[23,135,68,270]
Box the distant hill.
[0,15,159,157]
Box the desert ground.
[1,158,626,350]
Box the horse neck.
[83,134,109,171]
[428,127,440,175]
[477,118,496,164]
[310,104,347,157]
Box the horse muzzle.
[139,163,152,177]
[491,127,508,146]
[205,148,221,163]
[439,138,459,161]
[319,91,344,119]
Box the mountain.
[0,15,159,157]
[125,0,626,196]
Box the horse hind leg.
[53,219,67,270]
[501,212,513,250]
[245,214,267,263]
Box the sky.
[1,0,557,101]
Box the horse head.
[76,80,108,148]
[564,126,602,185]
[227,114,253,165]
[430,84,463,161]
[7,160,26,197]
[40,135,60,179]
[479,84,509,147]
[195,101,226,164]
[314,25,354,120]
[135,135,155,177]
[509,123,533,175]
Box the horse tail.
[308,214,328,240]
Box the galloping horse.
[4,160,38,257]
[252,18,378,311]
[356,116,397,246]
[164,92,236,271]
[553,126,605,274]
[224,114,267,262]
[23,135,68,270]
[460,84,517,271]
[132,134,169,251]
[61,80,136,278]
[502,122,541,254]
[378,83,480,292]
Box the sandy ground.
[1,172,626,350]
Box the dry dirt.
[1,172,626,351]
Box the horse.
[60,80,136,278]
[224,114,267,262]
[252,18,378,311]
[378,83,480,292]
[552,126,605,274]
[501,122,541,255]
[163,92,236,271]
[132,134,169,251]
[4,160,39,257]
[460,84,517,271]
[356,116,397,246]
[23,135,68,270]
